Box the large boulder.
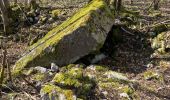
[12,0,115,75]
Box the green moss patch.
[53,64,95,99]
[143,70,163,81]
[41,84,74,100]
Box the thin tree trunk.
[3,0,10,9]
[14,0,17,4]
[117,0,122,11]
[154,0,160,10]
[0,0,11,35]
[131,0,133,5]
[0,47,7,89]
[114,0,117,9]
[114,0,122,13]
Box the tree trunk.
[28,0,38,10]
[0,0,11,35]
[131,0,133,5]
[114,0,122,13]
[154,0,160,10]
[3,0,10,9]
[114,0,117,9]
[117,0,122,11]
[14,0,17,3]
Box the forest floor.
[0,0,170,99]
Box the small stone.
[35,8,40,15]
[148,32,156,37]
[28,17,34,23]
[147,63,154,68]
[41,93,50,100]
[34,66,48,73]
[59,94,66,100]
[34,17,39,22]
[86,74,96,79]
[114,18,121,24]
[91,53,107,64]
[51,90,58,100]
[35,81,42,90]
[72,95,77,100]
[102,91,108,96]
[119,93,130,99]
[48,17,54,22]
[104,71,129,81]
[87,65,96,71]
[51,63,59,72]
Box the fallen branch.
[0,39,7,89]
[7,60,12,83]
[21,75,39,92]
[22,90,37,100]
[141,20,170,31]
[121,27,135,35]
[2,84,15,92]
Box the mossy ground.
[39,64,140,99]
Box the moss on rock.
[12,0,115,76]
[151,31,170,54]
[39,65,141,99]
[41,84,75,100]
[53,64,95,99]
[51,9,62,19]
[143,70,163,81]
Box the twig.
[7,59,12,83]
[1,84,16,92]
[121,27,135,35]
[144,0,154,11]
[141,20,170,31]
[16,3,31,24]
[0,41,7,89]
[21,75,39,92]
[22,90,37,100]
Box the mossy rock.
[39,15,48,23]
[32,64,168,100]
[12,0,115,76]
[40,65,139,99]
[151,31,170,54]
[143,70,163,81]
[32,73,47,81]
[84,65,138,99]
[52,64,95,99]
[51,9,62,19]
[85,65,129,82]
[41,84,75,100]
[39,64,95,99]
